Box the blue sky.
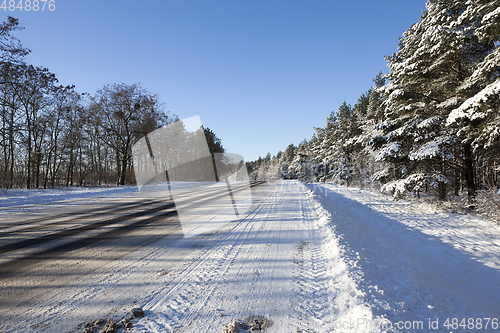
[7,0,427,161]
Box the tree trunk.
[9,120,14,187]
[454,169,460,196]
[438,181,447,201]
[35,152,41,189]
[463,142,476,204]
[454,154,460,196]
[66,150,74,187]
[26,128,32,189]
[2,116,7,185]
[212,154,219,182]
[43,153,49,189]
[119,153,127,185]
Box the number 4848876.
[1,0,55,11]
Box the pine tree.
[373,0,494,201]
[446,0,500,193]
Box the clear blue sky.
[6,0,427,161]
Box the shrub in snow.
[475,189,500,225]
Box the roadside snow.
[0,186,139,209]
[307,182,500,330]
[312,183,500,270]
[0,182,214,210]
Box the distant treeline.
[248,0,500,205]
[0,17,223,189]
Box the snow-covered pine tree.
[334,102,361,186]
[349,89,377,187]
[446,0,500,193]
[279,143,297,179]
[288,140,311,180]
[374,0,492,201]
[308,110,338,181]
[366,72,386,122]
[308,127,328,180]
[314,101,364,185]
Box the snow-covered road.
[1,180,499,332]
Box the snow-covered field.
[0,182,210,209]
[1,180,499,332]
[0,186,139,209]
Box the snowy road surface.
[0,180,499,332]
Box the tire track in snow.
[291,181,338,333]
[138,189,272,331]
[116,181,369,333]
[297,182,379,333]
[234,181,291,322]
